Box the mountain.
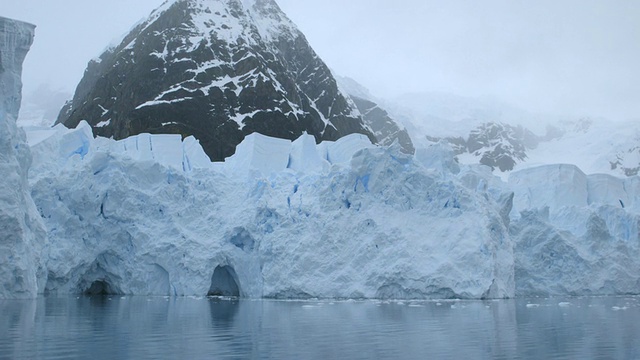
[0,16,47,299]
[427,122,540,172]
[385,92,640,178]
[350,96,414,154]
[17,84,71,128]
[335,76,414,154]
[55,0,373,161]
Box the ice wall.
[509,165,640,296]
[25,124,514,299]
[21,118,640,299]
[0,17,47,299]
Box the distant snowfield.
[513,119,640,176]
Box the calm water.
[1,296,639,359]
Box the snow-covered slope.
[388,90,639,178]
[513,118,640,177]
[56,0,373,161]
[0,17,47,299]
[25,123,514,299]
[385,92,552,141]
[17,84,70,128]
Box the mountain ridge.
[56,0,374,161]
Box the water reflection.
[0,296,639,359]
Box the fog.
[3,0,639,121]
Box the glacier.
[7,120,640,299]
[0,17,47,299]
[8,116,640,299]
[509,164,640,296]
[24,122,515,299]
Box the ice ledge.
[26,122,375,177]
[509,164,640,215]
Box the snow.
[95,119,111,128]
[511,119,640,177]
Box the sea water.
[1,296,639,359]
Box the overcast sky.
[3,0,640,120]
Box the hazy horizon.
[3,0,639,122]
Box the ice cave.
[208,266,241,297]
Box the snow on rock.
[57,0,374,162]
[509,164,640,296]
[25,123,514,299]
[0,17,47,299]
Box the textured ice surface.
[24,124,514,299]
[0,17,47,299]
[509,165,640,296]
[11,118,640,299]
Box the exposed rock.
[56,0,373,161]
[351,96,414,154]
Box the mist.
[3,0,639,121]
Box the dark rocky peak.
[334,75,414,154]
[56,0,373,161]
[429,122,540,172]
[350,96,414,154]
[466,122,538,172]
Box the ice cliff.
[510,165,640,296]
[25,123,514,299]
[14,120,640,299]
[0,17,47,299]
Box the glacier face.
[15,120,640,299]
[0,17,47,299]
[27,123,514,299]
[509,165,640,296]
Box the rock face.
[0,17,47,299]
[428,122,539,172]
[56,0,373,161]
[351,96,414,154]
[335,75,415,154]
